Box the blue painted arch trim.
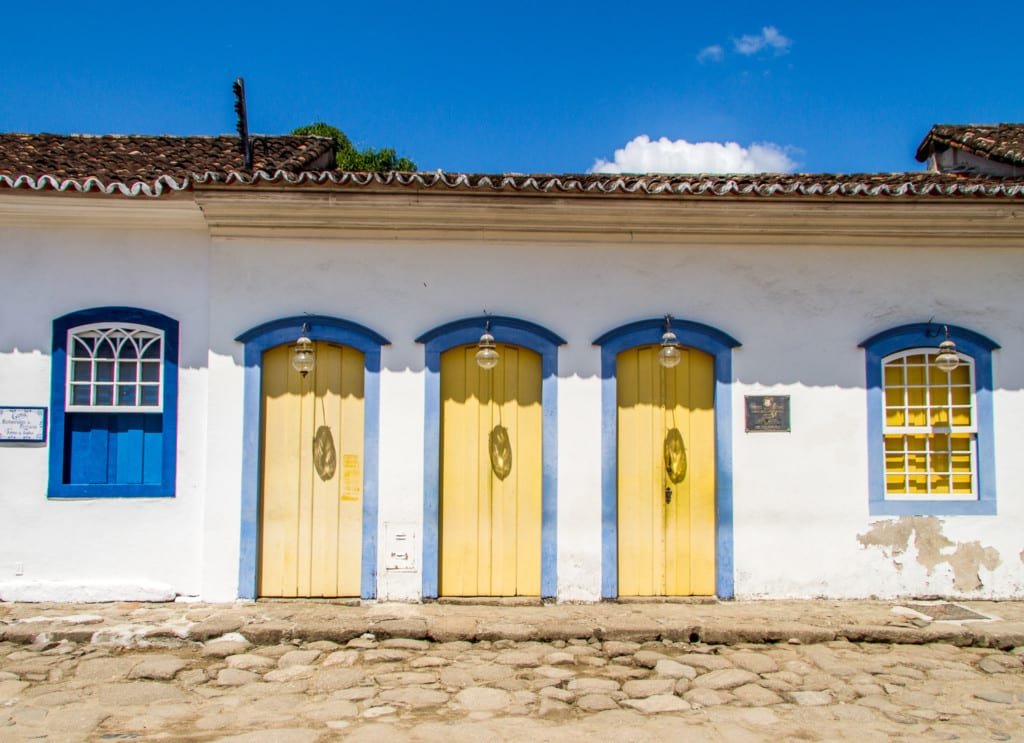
[417,315,565,599]
[48,306,179,498]
[594,318,741,600]
[859,322,998,516]
[236,315,389,600]
[416,315,566,348]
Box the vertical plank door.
[617,345,715,596]
[439,344,542,596]
[259,342,364,597]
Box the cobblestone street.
[2,601,1023,741]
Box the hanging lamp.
[658,314,682,368]
[291,322,315,377]
[475,319,499,370]
[935,325,960,373]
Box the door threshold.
[614,596,720,605]
[256,597,362,606]
[436,596,544,607]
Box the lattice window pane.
[72,361,91,382]
[952,475,973,494]
[94,385,114,406]
[96,361,114,382]
[140,362,160,382]
[118,361,137,382]
[881,349,976,499]
[96,339,116,359]
[66,324,164,413]
[950,365,970,386]
[71,385,91,406]
[140,386,160,406]
[142,339,162,359]
[886,475,905,493]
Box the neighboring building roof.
[0,133,334,189]
[915,124,1024,168]
[2,131,1024,199]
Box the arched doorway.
[259,341,365,597]
[418,316,565,599]
[439,342,542,596]
[236,316,388,600]
[616,344,715,596]
[595,318,740,599]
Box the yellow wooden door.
[259,342,365,597]
[439,344,542,596]
[617,345,715,596]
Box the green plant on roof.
[292,122,416,172]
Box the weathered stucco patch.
[857,516,1000,592]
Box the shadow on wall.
[205,240,1022,390]
[5,314,1021,396]
[4,241,1023,392]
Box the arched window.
[860,324,997,516]
[66,324,165,411]
[49,307,178,498]
[881,349,976,499]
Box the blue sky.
[2,1,1023,174]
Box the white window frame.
[65,323,165,413]
[881,347,977,501]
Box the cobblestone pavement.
[2,600,1024,741]
[2,624,1024,741]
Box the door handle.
[665,486,672,505]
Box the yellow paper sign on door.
[342,453,361,500]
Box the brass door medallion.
[489,424,513,481]
[313,425,338,481]
[664,427,687,484]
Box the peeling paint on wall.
[857,516,1001,592]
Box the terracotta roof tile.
[192,169,1024,199]
[915,124,1024,167]
[0,133,334,185]
[2,133,1024,199]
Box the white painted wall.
[0,223,210,601]
[3,219,1023,601]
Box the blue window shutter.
[66,413,110,484]
[113,414,141,483]
[64,413,164,486]
[48,307,178,498]
[142,414,164,485]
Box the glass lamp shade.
[475,332,499,370]
[292,335,315,377]
[658,330,682,368]
[935,339,960,373]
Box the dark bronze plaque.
[745,396,790,432]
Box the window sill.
[48,484,175,499]
[869,499,996,516]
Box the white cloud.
[590,135,798,175]
[696,44,724,63]
[733,26,791,56]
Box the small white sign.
[0,407,47,442]
[384,523,418,572]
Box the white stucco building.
[1,125,1022,603]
